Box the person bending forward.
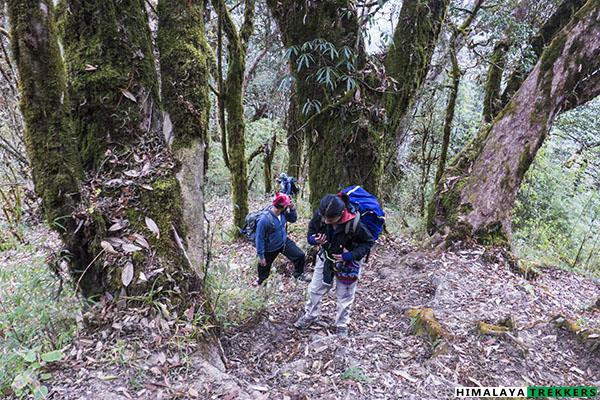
[294,193,374,336]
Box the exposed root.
[554,315,600,351]
[477,321,510,335]
[406,307,451,343]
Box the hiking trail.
[24,198,600,399]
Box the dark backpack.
[341,185,385,241]
[240,207,275,245]
[277,173,300,196]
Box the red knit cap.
[273,193,292,208]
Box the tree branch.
[239,0,256,51]
[211,0,239,43]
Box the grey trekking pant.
[304,253,362,329]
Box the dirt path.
[222,236,600,399]
[22,198,599,399]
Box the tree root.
[406,307,451,355]
[554,315,599,351]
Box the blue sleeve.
[255,217,267,258]
[285,208,298,223]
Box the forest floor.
[3,197,599,399]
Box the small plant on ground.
[340,364,370,383]
[206,261,280,332]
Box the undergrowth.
[0,226,81,399]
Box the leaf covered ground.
[1,197,598,399]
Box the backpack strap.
[345,212,361,237]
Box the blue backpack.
[341,186,385,241]
[277,173,300,196]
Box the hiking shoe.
[294,315,316,330]
[336,326,349,337]
[293,272,312,283]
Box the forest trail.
[221,236,599,399]
[40,199,599,399]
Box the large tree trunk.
[267,0,380,207]
[428,0,600,246]
[157,0,210,276]
[383,0,449,183]
[212,0,254,231]
[6,0,81,227]
[58,0,200,299]
[384,0,449,140]
[268,0,448,207]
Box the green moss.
[482,40,509,122]
[539,34,566,73]
[62,0,160,169]
[474,222,509,247]
[7,0,82,226]
[157,0,210,153]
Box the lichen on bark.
[157,0,210,275]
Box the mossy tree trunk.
[211,0,254,231]
[500,0,587,110]
[482,39,509,123]
[432,1,483,187]
[157,0,210,276]
[263,130,277,194]
[59,0,200,300]
[383,0,449,168]
[267,0,379,207]
[6,0,81,230]
[427,0,600,246]
[433,48,460,186]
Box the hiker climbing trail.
[4,200,600,399]
[219,235,599,399]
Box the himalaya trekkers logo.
[454,386,598,398]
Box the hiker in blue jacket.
[255,193,309,285]
[294,193,374,337]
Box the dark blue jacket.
[255,207,298,258]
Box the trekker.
[255,193,309,285]
[294,193,374,336]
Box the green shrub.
[0,238,80,399]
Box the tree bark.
[157,0,210,277]
[267,0,380,207]
[285,89,303,178]
[434,48,460,186]
[60,0,200,299]
[383,0,449,177]
[263,130,277,194]
[428,0,600,246]
[500,0,587,109]
[482,39,509,123]
[6,0,81,228]
[211,0,254,231]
